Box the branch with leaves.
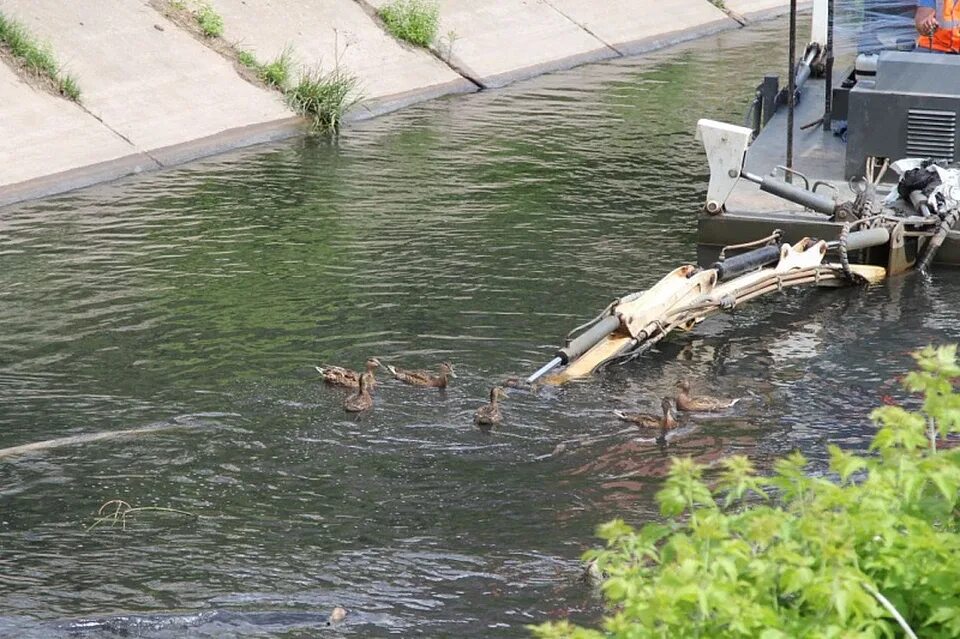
[533,345,960,639]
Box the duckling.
[386,362,456,388]
[614,397,678,429]
[474,386,508,429]
[675,379,739,412]
[316,357,381,389]
[343,372,374,413]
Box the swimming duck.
[675,379,739,412]
[614,397,678,429]
[474,386,508,428]
[343,372,374,413]
[316,357,381,389]
[386,362,456,388]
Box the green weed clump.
[377,0,439,47]
[286,67,359,134]
[0,11,80,101]
[534,344,960,639]
[236,48,292,90]
[195,4,224,38]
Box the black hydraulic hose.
[787,0,797,181]
[916,209,960,271]
[555,315,621,365]
[712,244,782,281]
[743,172,836,215]
[823,0,834,132]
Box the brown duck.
[386,362,456,388]
[675,379,739,412]
[344,371,374,413]
[474,387,508,428]
[316,357,381,389]
[614,397,678,429]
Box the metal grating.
[907,109,956,161]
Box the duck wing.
[474,404,501,426]
[387,365,436,386]
[683,396,739,412]
[344,391,373,412]
[613,410,660,428]
[316,365,361,387]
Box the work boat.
[527,0,960,385]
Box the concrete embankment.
[0,0,793,207]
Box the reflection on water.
[2,16,959,638]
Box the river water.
[2,17,958,638]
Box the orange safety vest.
[919,0,960,52]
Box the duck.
[316,357,381,389]
[343,371,374,413]
[386,362,456,388]
[675,379,739,412]
[613,397,678,429]
[474,386,508,429]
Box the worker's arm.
[916,5,938,34]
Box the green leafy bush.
[378,0,439,47]
[533,345,960,639]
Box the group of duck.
[316,357,739,432]
[614,379,740,435]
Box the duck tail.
[385,364,399,377]
[729,398,742,407]
[613,410,628,420]
[315,366,327,376]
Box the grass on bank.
[169,0,223,38]
[378,0,439,47]
[0,11,80,101]
[287,66,360,134]
[238,47,292,90]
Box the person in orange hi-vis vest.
[916,0,960,52]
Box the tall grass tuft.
[0,11,81,101]
[195,4,224,38]
[378,0,439,47]
[286,66,360,134]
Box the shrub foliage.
[378,0,439,47]
[533,345,960,639]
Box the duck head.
[490,386,508,402]
[440,362,456,378]
[366,357,382,371]
[675,379,691,393]
[661,396,674,415]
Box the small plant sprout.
[377,0,440,47]
[259,47,293,89]
[195,3,224,38]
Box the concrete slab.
[722,0,791,21]
[0,63,147,195]
[0,0,292,152]
[212,0,475,114]
[545,0,734,55]
[368,0,618,88]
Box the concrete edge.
[473,45,621,90]
[0,117,304,208]
[738,2,811,23]
[612,16,740,57]
[345,77,479,123]
[148,116,305,167]
[0,153,158,209]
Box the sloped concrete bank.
[0,0,794,207]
